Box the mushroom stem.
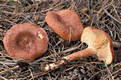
[42,47,96,71]
[64,47,96,61]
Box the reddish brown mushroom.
[3,23,48,62]
[42,26,114,71]
[45,9,83,41]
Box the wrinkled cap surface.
[45,9,83,41]
[81,27,114,64]
[3,23,48,62]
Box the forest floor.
[0,0,121,80]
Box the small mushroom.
[45,9,83,41]
[42,26,114,71]
[3,23,48,62]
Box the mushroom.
[42,26,114,71]
[45,9,83,41]
[3,23,48,62]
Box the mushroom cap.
[3,23,48,62]
[81,27,114,64]
[45,9,83,41]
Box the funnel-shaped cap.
[81,27,114,64]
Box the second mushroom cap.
[45,9,83,41]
